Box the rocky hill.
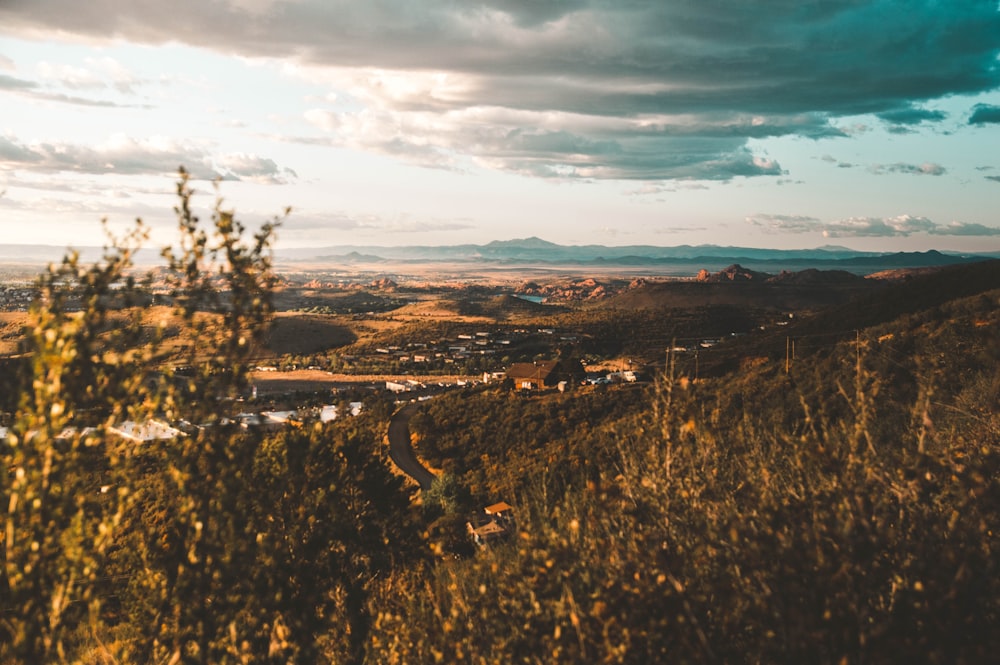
[696,264,771,282]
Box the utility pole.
[785,336,790,374]
[855,329,861,383]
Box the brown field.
[249,369,476,395]
[388,298,494,323]
[0,312,29,356]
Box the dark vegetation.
[279,289,405,315]
[265,314,357,355]
[379,279,1000,664]
[411,385,649,501]
[1,174,997,663]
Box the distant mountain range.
[277,237,998,271]
[0,238,996,275]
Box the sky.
[1,1,1000,253]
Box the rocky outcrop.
[696,264,771,282]
[369,278,398,291]
[767,269,864,285]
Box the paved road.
[387,402,436,490]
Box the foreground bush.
[1,171,420,664]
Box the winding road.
[387,401,436,490]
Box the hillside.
[384,262,1000,664]
[604,275,873,311]
[783,258,1000,337]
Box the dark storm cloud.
[968,103,1000,124]
[3,0,999,180]
[876,106,948,126]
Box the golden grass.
[0,312,30,356]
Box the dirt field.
[0,312,29,356]
[249,369,477,395]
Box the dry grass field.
[0,312,29,356]
[248,369,474,394]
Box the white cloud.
[0,134,296,183]
[927,221,1000,236]
[745,214,1000,239]
[823,215,938,238]
[281,209,474,240]
[215,153,298,184]
[746,214,823,234]
[36,56,142,94]
[869,162,946,176]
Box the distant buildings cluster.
[0,401,366,449]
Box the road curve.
[387,402,437,490]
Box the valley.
[1,243,998,664]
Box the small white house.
[320,402,364,423]
[109,420,184,443]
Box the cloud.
[968,103,1000,125]
[0,134,215,177]
[0,135,42,163]
[822,214,970,238]
[0,72,36,91]
[3,1,998,181]
[376,216,476,234]
[215,153,298,184]
[746,213,1000,238]
[1,55,150,109]
[876,106,947,126]
[818,154,856,169]
[651,225,708,235]
[746,214,823,234]
[869,162,946,176]
[0,134,296,183]
[282,210,475,239]
[927,221,1000,236]
[304,105,787,179]
[36,56,143,94]
[627,181,710,196]
[986,175,1000,183]
[2,70,147,108]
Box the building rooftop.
[109,420,184,443]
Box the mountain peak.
[484,237,558,249]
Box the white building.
[109,420,184,443]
